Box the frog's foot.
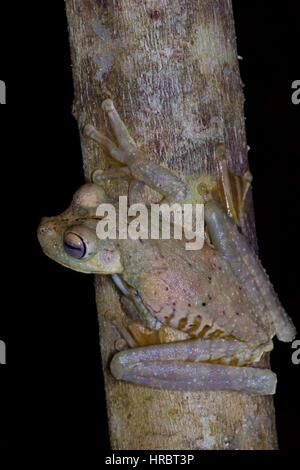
[238,170,253,217]
[110,338,277,395]
[83,101,138,166]
[101,99,137,154]
[110,317,138,349]
[84,124,127,163]
[215,145,253,227]
[85,100,189,202]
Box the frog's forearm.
[110,338,277,395]
[204,200,296,342]
[112,274,161,330]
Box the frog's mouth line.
[41,247,93,274]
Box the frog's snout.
[37,218,57,238]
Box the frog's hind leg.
[110,338,277,395]
[204,200,296,342]
[111,360,276,395]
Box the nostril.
[38,218,55,235]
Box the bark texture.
[65,0,278,449]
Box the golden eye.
[63,232,86,259]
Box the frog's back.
[121,238,273,344]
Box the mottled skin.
[38,100,296,395]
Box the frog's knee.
[110,350,130,381]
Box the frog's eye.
[63,232,86,259]
[63,226,96,259]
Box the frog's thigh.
[110,339,277,395]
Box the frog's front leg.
[110,338,277,395]
[112,274,161,331]
[84,100,190,202]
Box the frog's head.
[37,183,123,275]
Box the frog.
[38,99,296,395]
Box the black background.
[0,0,299,453]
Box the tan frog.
[38,100,296,395]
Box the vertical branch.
[65,0,277,449]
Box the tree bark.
[65,0,278,449]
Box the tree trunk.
[64,0,278,449]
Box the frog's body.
[38,100,296,395]
[119,237,272,351]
